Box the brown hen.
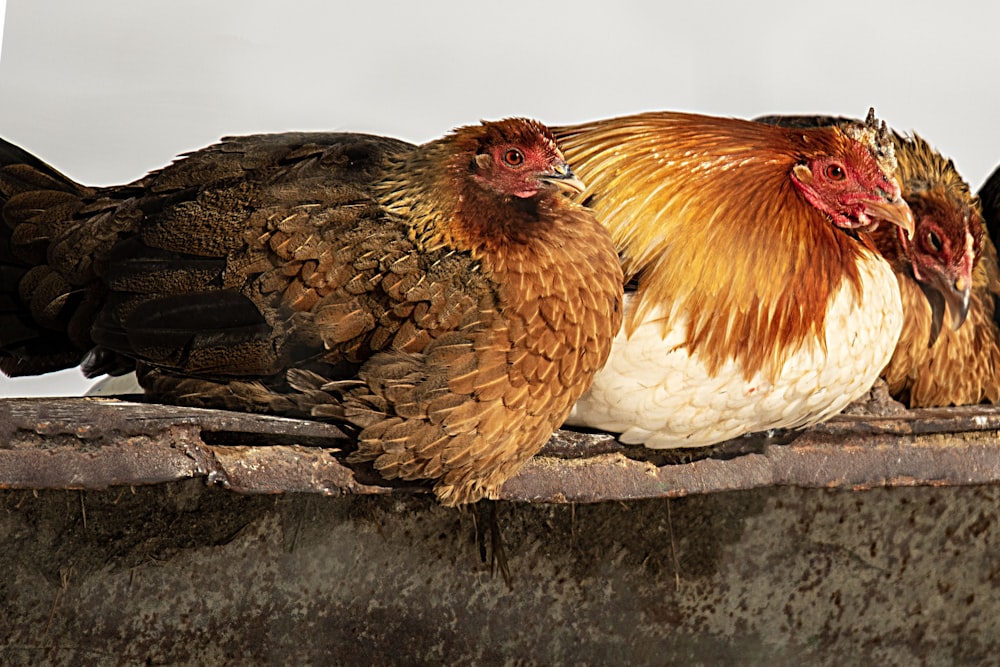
[879,139,999,406]
[0,119,624,505]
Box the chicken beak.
[918,271,972,347]
[540,161,586,194]
[949,276,973,329]
[864,194,915,239]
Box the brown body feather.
[0,120,623,505]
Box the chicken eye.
[926,230,943,253]
[824,164,845,181]
[503,149,524,167]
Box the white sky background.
[0,0,998,397]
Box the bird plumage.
[0,119,624,505]
[875,137,998,407]
[554,110,914,448]
[757,113,996,408]
[882,234,1000,407]
[895,159,1000,407]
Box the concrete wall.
[2,481,997,665]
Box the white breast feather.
[565,249,902,448]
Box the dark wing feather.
[89,133,419,382]
[753,114,858,130]
[0,139,103,375]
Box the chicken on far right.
[981,163,1000,264]
[757,113,1000,408]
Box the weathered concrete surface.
[5,398,1000,502]
[3,397,1000,664]
[1,482,998,665]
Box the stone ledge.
[2,397,998,502]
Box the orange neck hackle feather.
[555,112,881,382]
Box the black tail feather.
[0,137,99,377]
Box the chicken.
[982,164,1000,250]
[872,139,1000,406]
[758,113,997,407]
[892,232,1000,406]
[552,109,914,448]
[0,119,624,506]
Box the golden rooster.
[758,114,996,407]
[0,119,624,506]
[553,109,914,448]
